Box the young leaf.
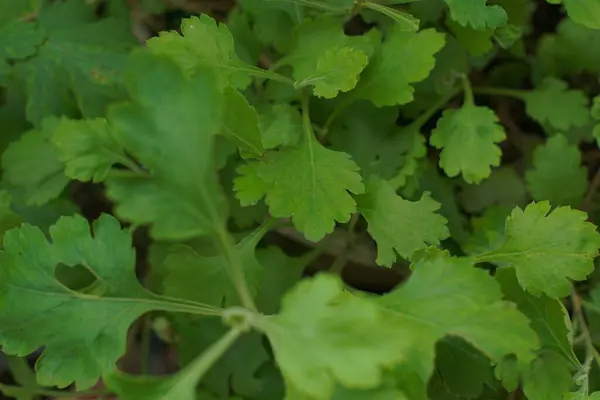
[258,104,302,150]
[376,253,538,398]
[443,0,508,30]
[356,177,449,266]
[221,87,264,159]
[105,51,228,240]
[475,202,600,298]
[147,14,251,88]
[253,273,411,400]
[353,27,445,106]
[282,16,374,98]
[1,118,69,206]
[234,101,364,241]
[52,117,131,182]
[430,104,506,184]
[525,134,587,207]
[524,78,589,131]
[0,214,171,389]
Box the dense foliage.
[3,0,600,399]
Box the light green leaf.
[253,273,411,400]
[1,118,69,206]
[354,27,445,106]
[52,117,131,183]
[446,16,494,55]
[283,16,374,98]
[147,14,251,89]
[524,78,589,131]
[259,104,302,150]
[563,0,600,29]
[303,47,369,98]
[377,252,538,399]
[221,87,264,159]
[475,202,600,297]
[430,104,506,184]
[525,134,587,207]
[523,352,574,400]
[0,214,165,389]
[105,51,228,240]
[443,0,508,29]
[234,128,364,242]
[356,177,449,266]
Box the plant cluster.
[2,0,600,399]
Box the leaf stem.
[408,89,461,132]
[175,326,245,388]
[214,225,258,312]
[320,97,355,139]
[0,383,111,398]
[472,86,528,99]
[461,74,474,105]
[571,287,600,393]
[329,213,360,274]
[239,65,295,86]
[361,1,419,30]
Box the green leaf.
[24,0,134,124]
[253,273,411,400]
[147,14,251,89]
[282,16,374,98]
[525,134,587,207]
[443,0,508,29]
[105,51,228,240]
[304,47,369,98]
[430,104,506,184]
[523,352,574,400]
[0,20,45,62]
[234,118,364,241]
[0,214,166,389]
[0,191,21,244]
[434,338,496,398]
[356,177,449,266]
[446,16,494,56]
[376,252,538,398]
[524,78,589,131]
[329,102,426,182]
[354,27,445,106]
[475,202,600,297]
[221,87,264,159]
[459,167,526,213]
[563,0,600,29]
[163,222,268,308]
[258,104,302,150]
[1,118,69,206]
[52,117,131,182]
[496,268,579,367]
[255,246,308,315]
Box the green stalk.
[214,225,258,312]
[472,86,528,99]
